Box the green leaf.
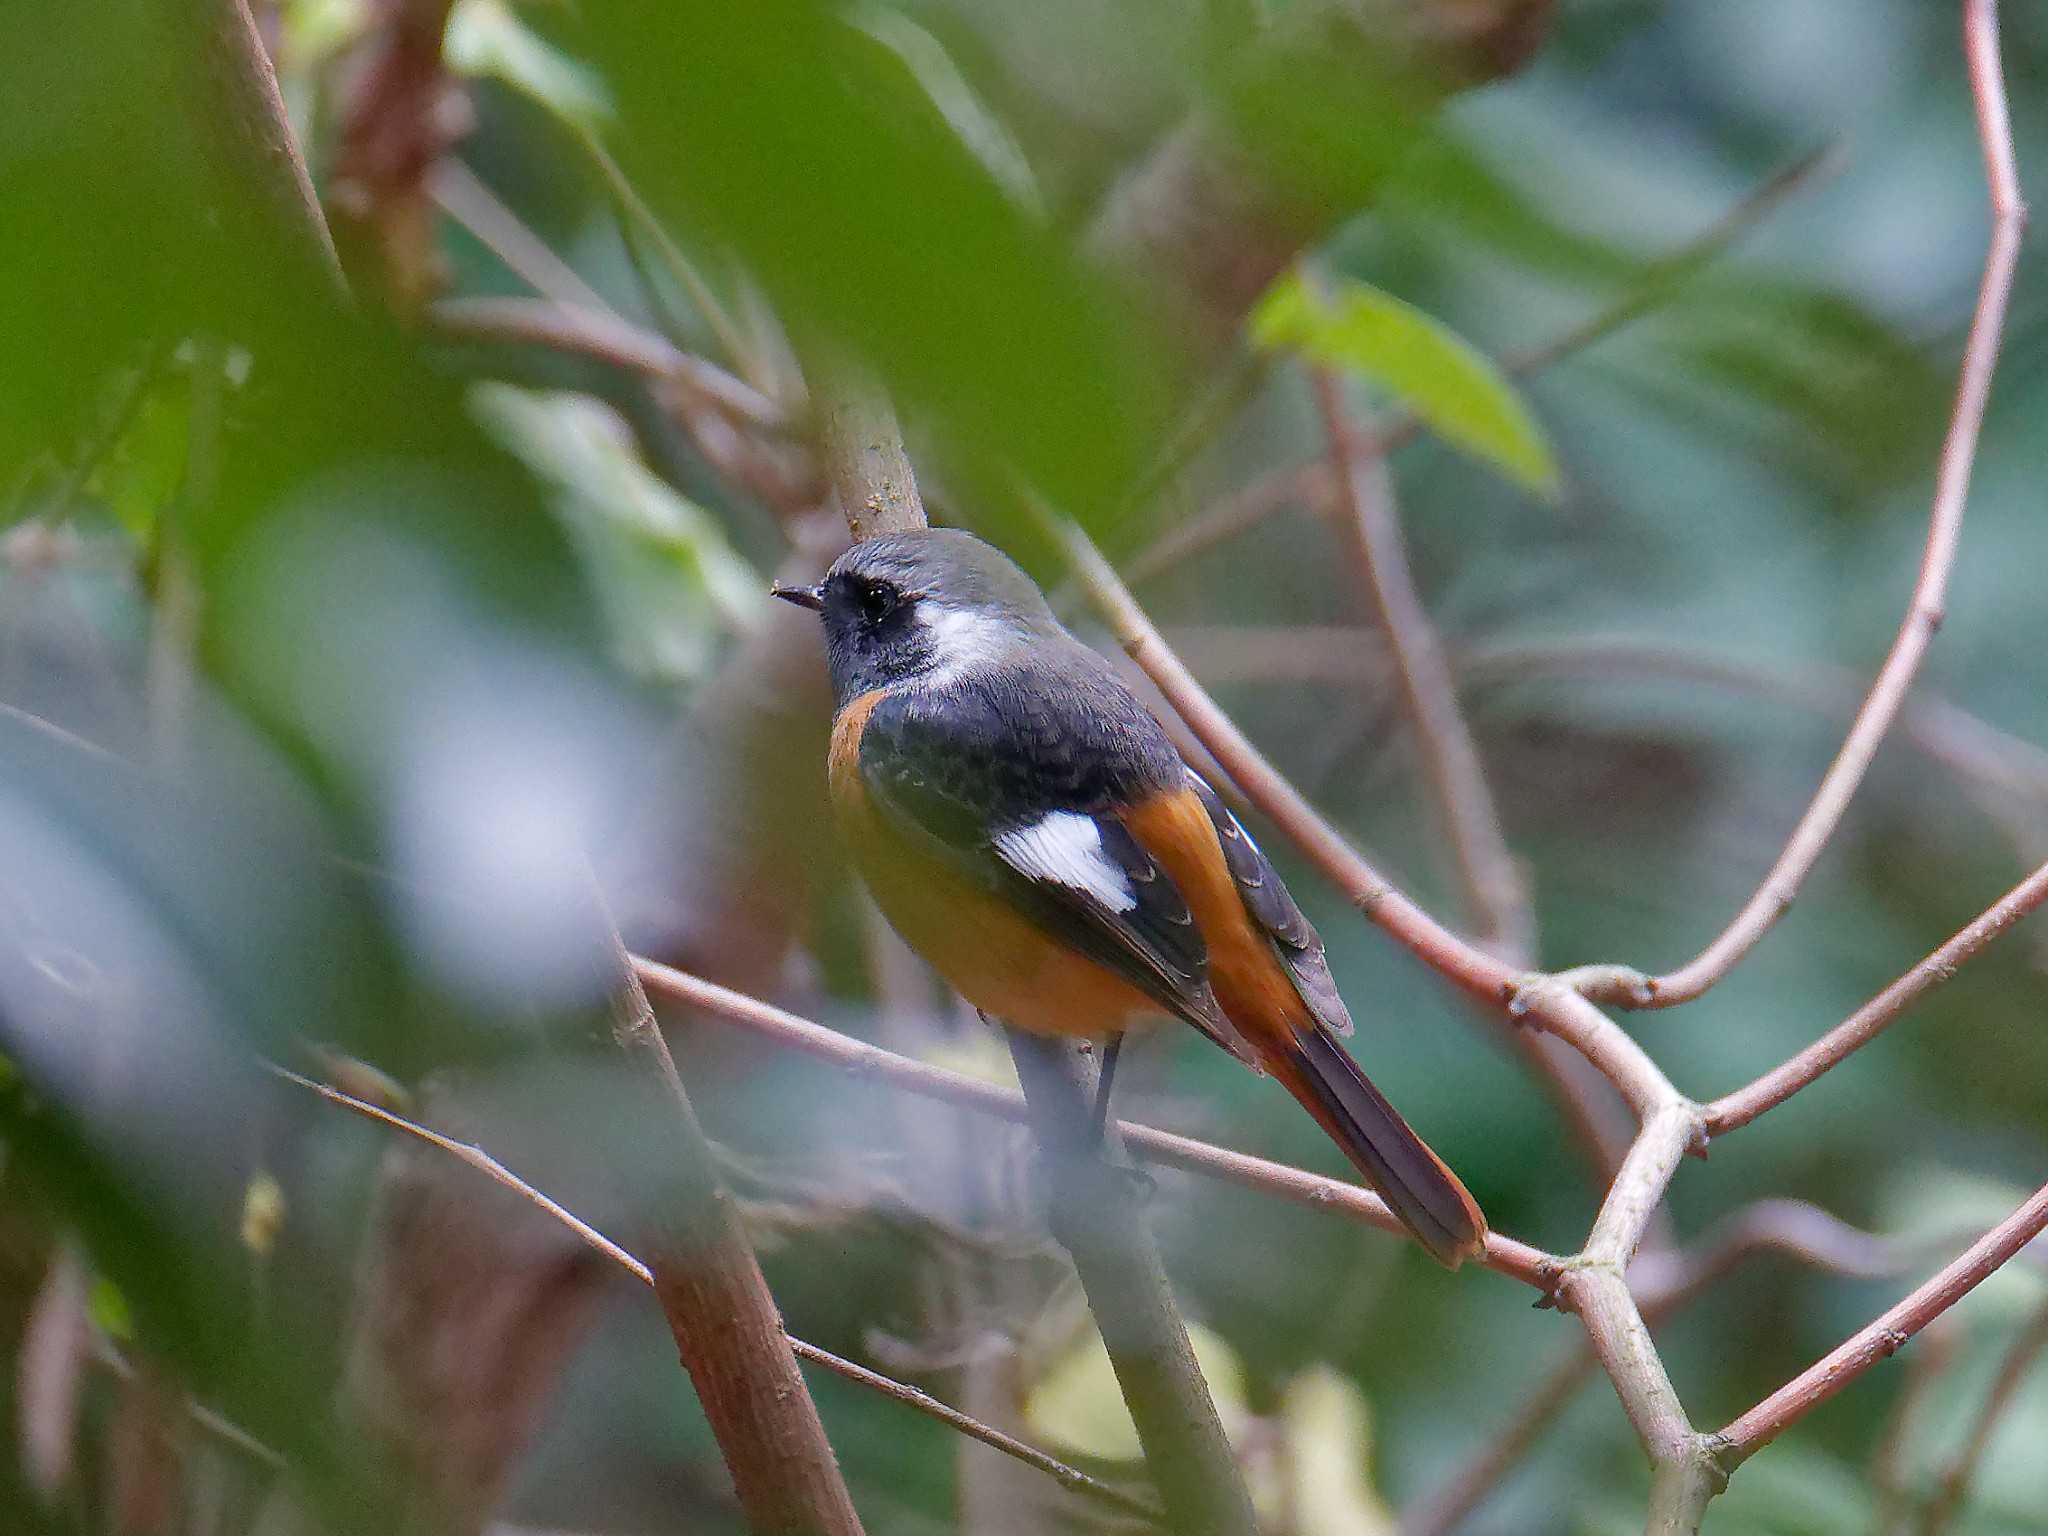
[1251,272,1559,498]
[472,384,760,681]
[89,1276,134,1341]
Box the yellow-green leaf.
[1252,272,1559,498]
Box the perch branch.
[1006,1033,1260,1536]
[635,955,1558,1289]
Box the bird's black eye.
[855,580,899,624]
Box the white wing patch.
[994,812,1137,913]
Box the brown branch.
[595,911,866,1535]
[1310,368,1529,961]
[1919,1295,2048,1535]
[1705,856,2048,1134]
[1574,0,2028,1011]
[1127,144,1840,583]
[633,955,1560,1290]
[1306,365,1636,1178]
[272,1066,1158,1523]
[1716,1176,2048,1468]
[813,362,927,540]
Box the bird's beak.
[770,581,825,612]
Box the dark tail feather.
[1272,1026,1488,1269]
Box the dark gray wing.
[858,656,1255,1064]
[1184,769,1354,1037]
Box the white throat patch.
[918,601,1018,683]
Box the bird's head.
[772,528,1057,706]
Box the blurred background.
[2,1,2044,1532]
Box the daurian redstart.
[775,529,1486,1267]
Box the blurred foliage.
[2,1,2046,1534]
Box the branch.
[632,955,1559,1290]
[1716,1176,2048,1468]
[1307,365,1635,1178]
[271,1066,1158,1523]
[813,361,927,539]
[1919,1295,2048,1536]
[1574,0,2027,1011]
[1007,1034,1259,1536]
[595,909,866,1535]
[1309,368,1529,961]
[1705,856,2048,1133]
[428,296,784,427]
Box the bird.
[773,527,1487,1268]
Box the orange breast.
[829,693,1161,1038]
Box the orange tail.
[1269,1026,1488,1269]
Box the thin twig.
[1574,0,2028,1011]
[1127,145,1841,583]
[271,1064,1159,1523]
[430,159,615,316]
[1397,1343,1599,1536]
[1918,1296,2048,1536]
[1706,856,2048,1133]
[633,954,1559,1290]
[1717,1176,2048,1467]
[427,296,784,426]
[1310,368,1530,962]
[571,126,762,389]
[1306,366,1635,1180]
